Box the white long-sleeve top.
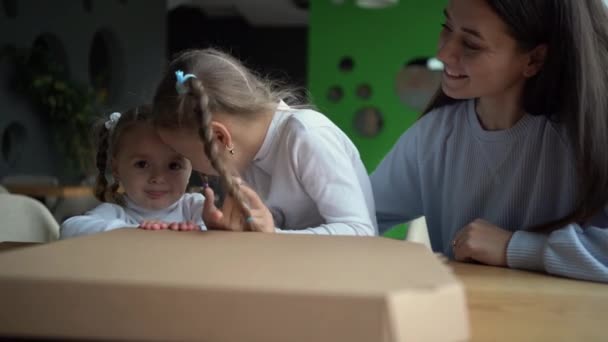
[60,193,206,239]
[243,103,377,236]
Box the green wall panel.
[308,0,446,238]
[308,0,446,171]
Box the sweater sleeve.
[60,203,136,239]
[276,127,376,236]
[370,124,424,235]
[507,208,608,283]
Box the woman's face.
[437,0,532,100]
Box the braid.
[94,127,111,202]
[188,78,258,231]
[109,180,123,206]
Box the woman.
[372,0,608,282]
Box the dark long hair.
[424,0,608,228]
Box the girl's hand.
[139,220,169,230]
[167,221,198,231]
[202,183,275,233]
[452,219,514,266]
[139,220,198,231]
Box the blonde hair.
[94,105,153,205]
[153,48,299,230]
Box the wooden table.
[449,262,608,342]
[0,242,604,341]
[3,185,93,198]
[0,241,39,253]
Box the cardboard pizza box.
[0,229,469,341]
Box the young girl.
[151,48,376,235]
[60,106,205,238]
[372,0,608,282]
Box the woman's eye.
[463,41,481,51]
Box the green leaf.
[53,81,66,91]
[7,46,99,175]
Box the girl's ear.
[211,121,233,149]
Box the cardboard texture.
[0,229,469,341]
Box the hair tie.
[175,70,197,95]
[104,112,121,130]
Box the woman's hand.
[451,219,514,266]
[202,183,275,233]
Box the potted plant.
[1,44,101,181]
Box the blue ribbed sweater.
[371,100,608,283]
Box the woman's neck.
[476,90,526,131]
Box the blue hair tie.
[175,70,197,95]
[245,217,254,223]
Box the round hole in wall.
[339,56,354,72]
[292,0,309,10]
[354,106,384,138]
[89,28,124,104]
[83,0,93,12]
[395,57,443,112]
[1,121,27,167]
[327,85,344,102]
[356,83,372,100]
[2,0,17,18]
[356,0,398,8]
[31,33,70,77]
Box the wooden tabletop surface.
[3,185,93,198]
[449,261,607,341]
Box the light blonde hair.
[152,48,300,230]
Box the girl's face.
[156,126,240,179]
[437,0,532,100]
[112,123,192,210]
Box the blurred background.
[0,0,445,234]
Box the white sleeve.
[276,128,375,236]
[60,203,136,239]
